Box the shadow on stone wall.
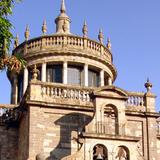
[45,112,92,160]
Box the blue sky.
[0,0,160,111]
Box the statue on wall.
[115,147,128,160]
[93,144,108,160]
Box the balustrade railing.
[126,92,145,107]
[13,35,112,62]
[41,83,93,103]
[29,81,94,107]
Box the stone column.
[108,77,112,86]
[41,63,46,82]
[100,70,104,87]
[23,67,28,94]
[84,64,88,87]
[63,61,68,84]
[11,75,18,104]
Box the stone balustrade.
[29,81,94,107]
[41,85,91,102]
[13,35,112,62]
[126,92,145,112]
[127,92,145,107]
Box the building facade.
[0,0,160,160]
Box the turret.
[55,0,71,34]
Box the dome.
[10,0,117,104]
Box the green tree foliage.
[0,0,25,73]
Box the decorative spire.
[55,0,71,34]
[25,25,30,41]
[42,19,47,35]
[61,0,66,13]
[82,20,88,38]
[14,34,19,48]
[98,29,103,44]
[106,37,111,50]
[32,65,39,81]
[144,78,152,92]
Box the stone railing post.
[41,37,46,50]
[83,38,87,49]
[144,92,156,112]
[100,45,104,56]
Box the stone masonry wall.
[18,111,29,160]
[28,105,92,160]
[0,125,18,160]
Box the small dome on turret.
[55,0,71,34]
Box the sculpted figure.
[115,147,127,160]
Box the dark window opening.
[88,69,99,87]
[46,64,62,83]
[67,65,83,85]
[17,74,23,102]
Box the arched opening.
[103,105,118,135]
[93,144,108,160]
[115,146,130,160]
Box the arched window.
[115,146,130,160]
[103,105,118,135]
[93,144,108,160]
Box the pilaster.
[63,61,68,84]
[84,64,88,87]
[100,70,104,87]
[41,63,46,82]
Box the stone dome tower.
[1,1,159,160]
[10,0,117,104]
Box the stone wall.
[0,125,18,160]
[27,105,92,160]
[18,111,29,160]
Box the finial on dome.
[107,37,111,50]
[98,29,103,44]
[25,25,30,41]
[55,0,71,34]
[14,34,19,48]
[82,20,88,38]
[42,19,47,35]
[144,78,152,92]
[61,0,66,13]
